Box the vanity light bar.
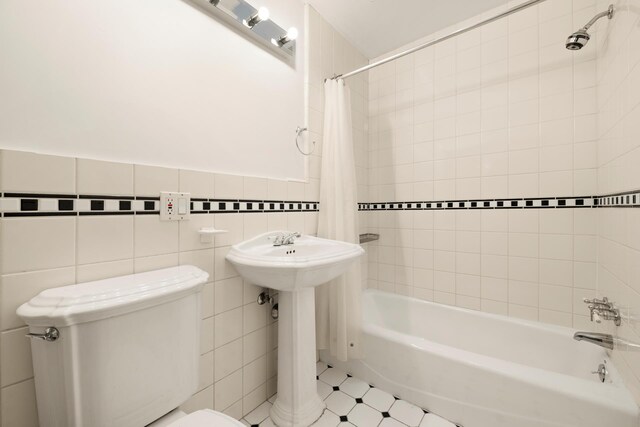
[187,0,297,63]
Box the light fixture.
[272,27,298,47]
[195,0,297,62]
[243,7,269,28]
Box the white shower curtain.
[315,78,362,361]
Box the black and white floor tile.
[240,363,458,427]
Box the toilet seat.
[166,409,245,427]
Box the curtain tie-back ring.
[295,126,316,156]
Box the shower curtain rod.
[332,0,547,80]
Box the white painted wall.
[0,0,305,180]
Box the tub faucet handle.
[583,296,621,326]
[584,297,609,306]
[588,305,602,323]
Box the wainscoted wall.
[0,0,305,180]
[594,0,640,403]
[0,5,370,426]
[363,0,601,327]
[0,149,320,426]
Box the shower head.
[566,4,614,50]
[566,29,590,51]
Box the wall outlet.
[160,192,191,221]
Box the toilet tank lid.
[17,266,209,327]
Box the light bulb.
[257,7,270,21]
[272,27,299,47]
[244,6,269,28]
[286,27,298,41]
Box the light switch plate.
[160,192,191,221]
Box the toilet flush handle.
[26,327,59,342]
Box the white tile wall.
[1,217,76,274]
[134,164,180,196]
[0,149,319,426]
[0,151,76,194]
[593,0,640,404]
[0,5,367,426]
[364,0,600,327]
[77,158,134,196]
[77,215,134,264]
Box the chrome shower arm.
[581,5,614,31]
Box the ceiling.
[306,0,510,58]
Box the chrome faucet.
[583,297,621,326]
[573,332,614,350]
[272,232,301,246]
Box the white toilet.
[17,265,244,427]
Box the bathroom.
[1,0,639,425]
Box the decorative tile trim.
[595,189,640,208]
[358,195,598,211]
[0,193,319,217]
[4,189,639,217]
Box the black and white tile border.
[3,188,640,217]
[596,189,640,208]
[359,189,640,211]
[359,196,596,211]
[0,193,319,217]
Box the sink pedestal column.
[270,288,326,427]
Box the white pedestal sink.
[227,231,364,427]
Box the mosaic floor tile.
[241,366,457,427]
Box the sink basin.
[226,231,364,291]
[227,231,363,426]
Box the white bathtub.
[321,290,639,427]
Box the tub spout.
[573,332,614,350]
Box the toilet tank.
[17,266,209,427]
